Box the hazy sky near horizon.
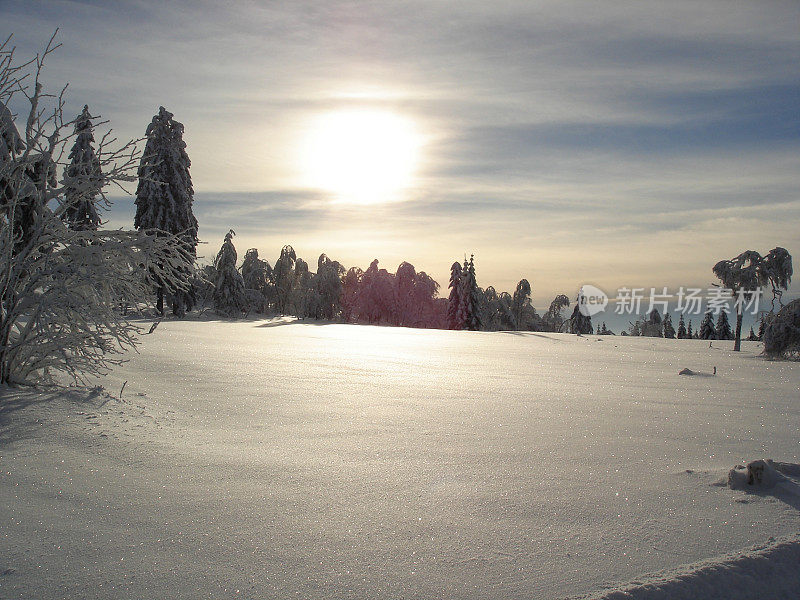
[3,0,799,305]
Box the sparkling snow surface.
[1,319,799,599]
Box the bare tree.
[0,32,191,385]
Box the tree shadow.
[256,317,332,328]
[499,331,564,342]
[0,386,101,448]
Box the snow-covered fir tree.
[134,106,198,316]
[213,230,247,316]
[274,245,296,314]
[447,261,463,329]
[677,314,687,339]
[240,248,271,313]
[687,319,693,339]
[62,105,102,231]
[699,311,716,340]
[313,254,344,321]
[511,278,531,330]
[543,294,570,332]
[568,304,593,334]
[457,255,482,331]
[663,313,676,338]
[715,311,732,340]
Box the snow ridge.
[578,534,800,600]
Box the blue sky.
[2,0,799,319]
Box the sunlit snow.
[1,319,798,599]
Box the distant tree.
[543,294,570,332]
[62,105,102,231]
[446,261,463,330]
[457,255,481,331]
[293,257,313,317]
[134,106,198,316]
[758,315,766,341]
[313,254,345,321]
[715,311,732,340]
[355,259,396,324]
[240,248,269,311]
[747,326,757,341]
[340,266,362,323]
[638,309,662,337]
[677,314,687,339]
[712,247,793,351]
[568,304,593,334]
[763,298,800,358]
[663,313,676,339]
[212,230,246,316]
[273,244,296,314]
[511,279,531,330]
[700,311,716,340]
[687,319,693,339]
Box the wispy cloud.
[4,0,799,303]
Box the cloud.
[3,0,799,302]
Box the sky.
[2,0,799,320]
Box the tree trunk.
[733,304,744,352]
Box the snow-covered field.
[1,319,799,599]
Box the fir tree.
[569,304,593,334]
[716,311,732,340]
[458,255,482,331]
[62,105,102,231]
[663,313,676,338]
[240,248,270,312]
[511,278,531,330]
[758,315,766,341]
[212,230,246,316]
[700,311,716,340]
[447,261,463,330]
[274,245,296,314]
[687,319,693,339]
[677,314,687,339]
[134,106,198,316]
[747,326,757,341]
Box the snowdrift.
[579,534,800,600]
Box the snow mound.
[678,367,715,377]
[727,459,800,490]
[580,534,800,600]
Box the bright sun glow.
[301,109,421,205]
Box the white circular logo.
[577,284,608,317]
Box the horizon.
[4,0,799,316]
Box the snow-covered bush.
[0,33,192,385]
[763,298,800,359]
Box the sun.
[300,109,421,205]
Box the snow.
[577,534,800,599]
[1,320,799,599]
